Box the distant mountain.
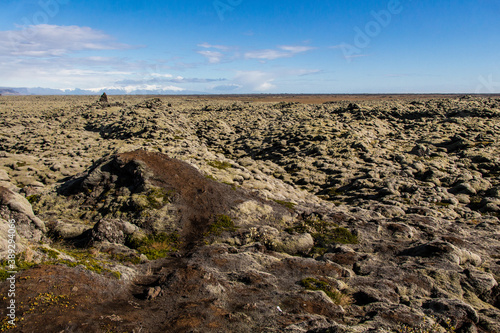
[0,88,22,95]
[0,87,210,96]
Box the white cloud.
[197,42,231,51]
[244,45,314,61]
[282,69,322,76]
[197,50,224,64]
[244,49,291,60]
[0,24,134,57]
[151,73,174,78]
[234,71,276,91]
[278,45,315,53]
[212,84,241,91]
[86,85,184,94]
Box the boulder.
[51,220,92,240]
[423,298,479,326]
[89,219,137,245]
[0,186,46,237]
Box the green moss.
[126,232,180,260]
[109,252,141,265]
[299,277,351,305]
[111,271,122,279]
[58,259,104,274]
[205,174,217,181]
[206,214,237,236]
[0,270,11,281]
[145,187,174,209]
[55,248,113,275]
[435,202,451,207]
[286,218,357,255]
[313,227,358,246]
[39,247,59,259]
[273,200,296,210]
[0,252,36,280]
[27,194,41,204]
[207,160,232,170]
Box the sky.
[0,0,499,94]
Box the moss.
[299,277,351,305]
[0,270,11,281]
[287,217,335,235]
[57,258,104,274]
[0,252,36,280]
[206,214,238,236]
[205,174,217,181]
[273,200,296,210]
[207,160,232,170]
[109,252,141,265]
[145,187,174,209]
[397,315,456,333]
[39,247,59,259]
[328,187,344,196]
[435,202,451,207]
[111,271,122,279]
[55,248,115,275]
[286,218,357,255]
[126,232,180,260]
[26,194,41,204]
[312,227,358,246]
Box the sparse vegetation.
[299,277,352,306]
[206,214,238,236]
[108,252,141,265]
[207,160,232,170]
[51,248,120,278]
[125,232,180,260]
[39,247,59,259]
[273,199,296,210]
[205,174,217,181]
[26,194,41,204]
[0,252,36,280]
[286,217,357,256]
[0,317,17,331]
[397,316,456,333]
[23,292,73,316]
[145,187,174,209]
[328,187,344,196]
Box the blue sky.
[0,0,499,93]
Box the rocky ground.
[1,94,500,332]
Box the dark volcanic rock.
[99,92,108,103]
[59,149,290,248]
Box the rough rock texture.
[1,95,500,332]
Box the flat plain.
[1,94,500,332]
